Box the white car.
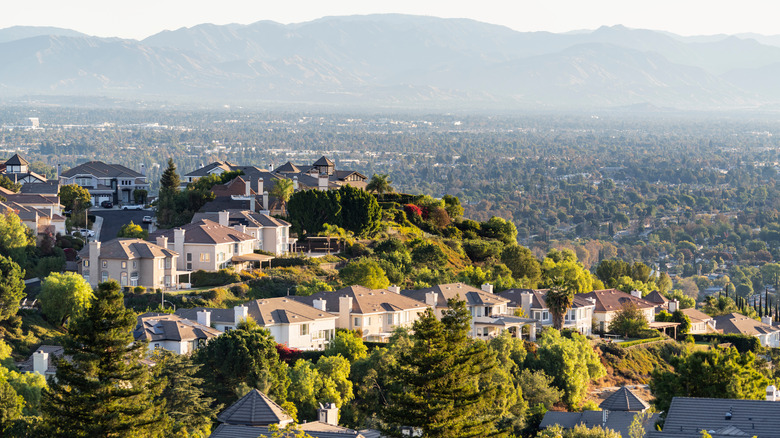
[122,204,144,210]
[71,228,95,237]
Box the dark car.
[100,200,113,208]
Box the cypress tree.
[159,158,180,194]
[42,280,165,437]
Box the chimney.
[318,402,339,426]
[57,163,61,180]
[156,236,168,249]
[263,191,269,211]
[388,285,401,294]
[339,296,353,329]
[233,305,249,326]
[174,228,185,270]
[318,173,328,190]
[88,240,101,287]
[602,409,609,426]
[293,176,299,190]
[218,211,229,227]
[763,316,773,326]
[268,164,273,171]
[257,178,264,195]
[313,298,327,311]
[197,310,211,327]
[481,283,494,294]
[250,196,256,213]
[245,179,251,196]
[33,350,49,375]
[668,299,678,313]
[140,163,146,176]
[520,292,533,315]
[767,385,778,401]
[630,290,642,298]
[425,291,439,307]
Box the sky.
[2,0,777,40]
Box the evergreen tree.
[0,255,25,323]
[159,158,180,194]
[153,350,217,437]
[41,280,165,437]
[382,299,509,437]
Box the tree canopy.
[39,272,94,326]
[117,221,149,240]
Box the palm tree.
[270,179,294,214]
[545,280,575,330]
[366,174,393,195]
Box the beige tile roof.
[681,308,714,324]
[294,285,428,314]
[713,312,779,335]
[246,297,336,325]
[79,238,177,260]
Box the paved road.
[92,209,154,242]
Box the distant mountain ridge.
[1,15,780,110]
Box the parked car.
[100,200,113,208]
[122,204,144,210]
[71,228,95,238]
[142,215,153,224]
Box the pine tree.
[159,158,180,194]
[42,280,165,437]
[382,299,508,437]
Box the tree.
[270,179,295,214]
[156,159,181,227]
[517,369,562,410]
[526,328,605,409]
[382,299,509,437]
[39,272,94,326]
[0,255,25,323]
[287,190,341,236]
[442,195,464,219]
[537,424,622,438]
[609,302,649,338]
[41,280,165,437]
[366,174,393,195]
[651,347,771,414]
[153,350,217,437]
[480,216,518,244]
[58,184,92,212]
[159,158,180,193]
[0,373,23,433]
[132,189,148,205]
[595,259,629,287]
[628,410,654,438]
[501,245,541,286]
[117,221,148,240]
[540,250,593,295]
[339,258,390,290]
[193,319,290,407]
[666,290,695,309]
[545,283,574,330]
[338,185,382,237]
[0,176,21,193]
[0,210,35,268]
[325,331,368,362]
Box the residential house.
[0,201,66,238]
[498,288,596,335]
[680,307,718,334]
[577,289,657,333]
[647,392,780,438]
[541,386,658,438]
[176,298,337,351]
[644,290,669,310]
[198,175,273,213]
[148,218,260,273]
[15,345,65,378]
[293,285,429,342]
[209,389,369,438]
[0,153,47,184]
[59,161,150,206]
[191,209,295,255]
[712,313,780,347]
[133,313,221,354]
[77,238,179,289]
[401,283,536,340]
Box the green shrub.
[190,269,241,287]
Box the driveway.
[92,209,154,242]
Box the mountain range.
[2,16,780,110]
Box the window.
[120,272,128,286]
[121,261,127,269]
[387,314,393,325]
[300,324,309,336]
[354,317,361,327]
[159,259,164,269]
[186,253,192,261]
[186,263,192,270]
[234,243,239,253]
[102,260,107,268]
[366,317,371,325]
[154,343,160,349]
[165,259,171,269]
[200,253,210,262]
[132,261,137,268]
[83,260,89,267]
[101,271,108,282]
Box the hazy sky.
[3,0,777,39]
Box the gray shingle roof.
[293,286,428,314]
[216,389,293,426]
[599,386,650,412]
[713,313,779,336]
[5,153,29,166]
[210,423,366,438]
[656,397,780,438]
[541,410,659,438]
[402,283,508,307]
[133,313,221,343]
[61,161,143,178]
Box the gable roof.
[216,389,293,426]
[312,156,335,167]
[274,161,302,174]
[654,397,780,438]
[148,219,256,245]
[5,153,29,166]
[192,210,290,229]
[681,308,715,324]
[182,161,234,178]
[60,161,144,179]
[713,313,779,336]
[133,313,221,343]
[293,286,428,314]
[644,290,669,305]
[401,283,509,308]
[176,307,234,325]
[599,386,650,412]
[497,288,595,311]
[577,289,657,312]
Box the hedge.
[190,269,241,287]
[691,333,763,353]
[618,336,666,348]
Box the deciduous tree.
[39,272,94,326]
[0,255,25,323]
